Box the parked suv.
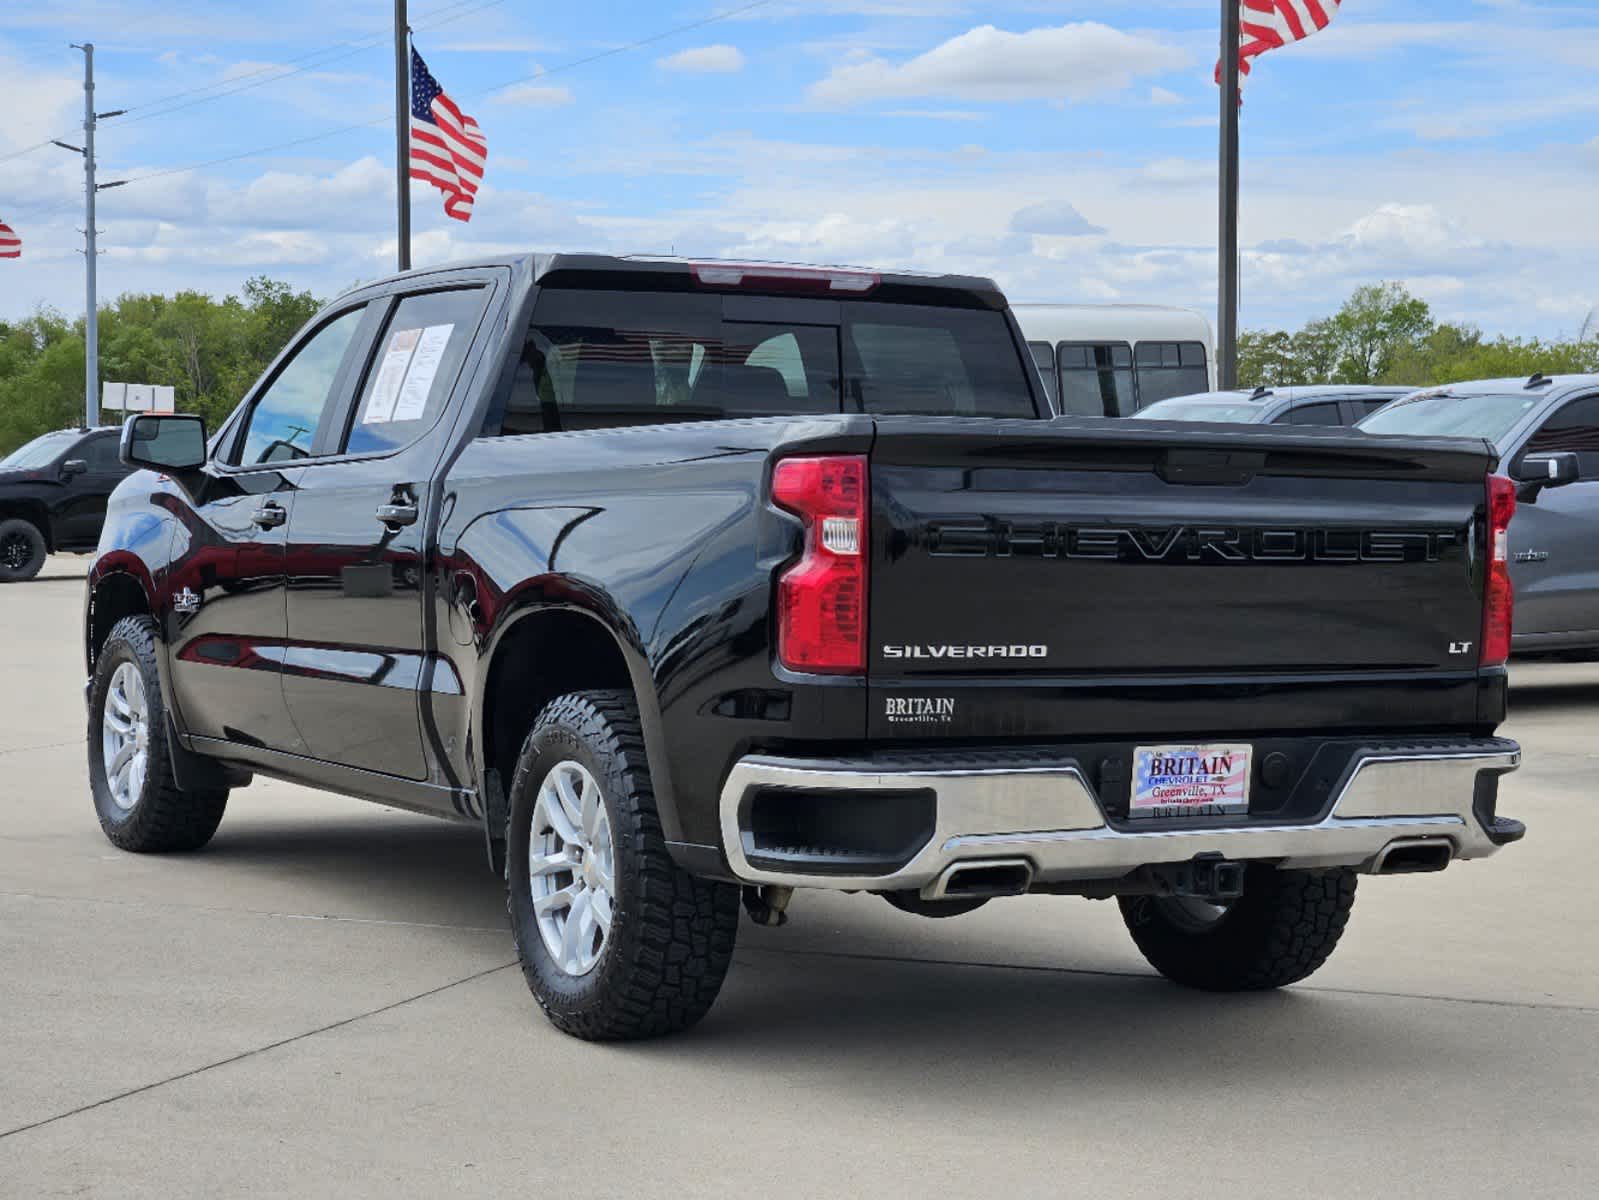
[1359,374,1599,655]
[1134,385,1412,428]
[0,426,132,581]
[83,254,1523,1041]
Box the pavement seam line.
[0,738,84,757]
[0,889,506,934]
[0,960,518,1143]
[739,945,1599,1016]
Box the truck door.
[167,303,375,753]
[1506,392,1599,641]
[280,280,495,781]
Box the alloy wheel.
[528,760,616,977]
[101,662,150,812]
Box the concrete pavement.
[1,569,1595,1197]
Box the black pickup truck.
[84,253,1524,1040]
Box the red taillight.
[772,455,868,674]
[1481,473,1516,668]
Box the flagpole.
[395,0,411,272]
[1217,0,1241,390]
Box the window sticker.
[391,323,455,421]
[365,327,421,424]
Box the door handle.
[250,502,287,529]
[376,502,419,529]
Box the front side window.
[344,289,485,456]
[1057,342,1134,417]
[1521,395,1599,475]
[85,435,123,470]
[1133,341,1209,409]
[235,307,365,466]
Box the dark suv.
[0,427,132,581]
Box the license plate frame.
[1130,743,1252,820]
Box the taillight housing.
[1481,473,1516,668]
[772,455,868,674]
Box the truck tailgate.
[867,417,1497,739]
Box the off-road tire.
[89,616,228,851]
[1118,865,1357,991]
[506,689,740,1040]
[0,517,47,582]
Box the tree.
[0,277,322,457]
[1326,282,1434,383]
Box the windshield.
[0,431,78,470]
[1131,398,1267,423]
[1356,392,1542,445]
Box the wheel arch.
[472,601,681,848]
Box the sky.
[2,0,1598,338]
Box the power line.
[0,0,499,166]
[107,0,778,193]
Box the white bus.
[1012,304,1216,418]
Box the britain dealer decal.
[884,697,956,725]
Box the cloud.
[808,22,1187,107]
[657,44,746,74]
[1148,86,1184,106]
[492,83,575,107]
[1009,201,1105,237]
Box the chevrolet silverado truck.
[84,253,1524,1041]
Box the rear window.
[1357,392,1542,444]
[496,289,1038,434]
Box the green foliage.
[0,277,321,457]
[1238,282,1599,390]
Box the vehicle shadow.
[198,813,1493,1094]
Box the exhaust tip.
[926,858,1033,901]
[1372,837,1454,875]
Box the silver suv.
[1359,374,1599,656]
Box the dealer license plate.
[1130,743,1251,820]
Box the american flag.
[0,219,19,259]
[409,47,487,223]
[1218,0,1344,83]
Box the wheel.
[506,690,740,1040]
[1118,865,1357,991]
[0,517,47,582]
[88,616,228,852]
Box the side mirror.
[121,413,207,472]
[1516,451,1579,502]
[60,459,88,479]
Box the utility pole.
[1217,1,1242,390]
[395,0,411,271]
[57,43,124,428]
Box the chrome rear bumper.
[718,742,1522,895]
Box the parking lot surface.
[2,562,1596,1198]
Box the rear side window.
[344,289,485,456]
[1282,402,1343,427]
[498,289,1037,434]
[1133,341,1209,408]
